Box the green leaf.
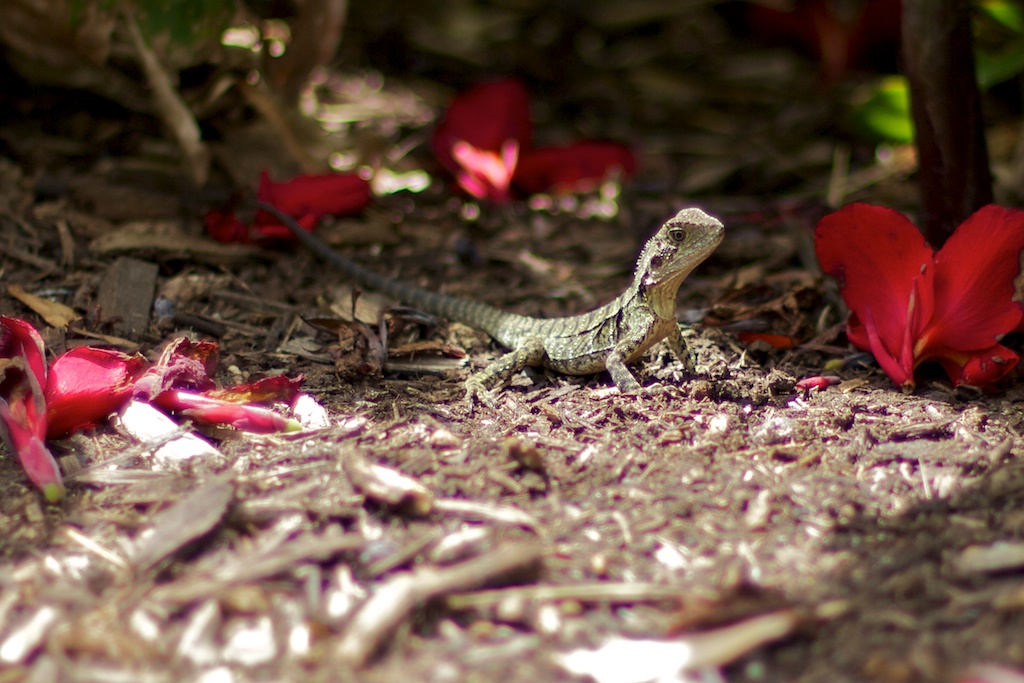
[976,40,1024,88]
[977,0,1024,33]
[851,76,914,144]
[134,0,234,48]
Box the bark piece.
[97,256,158,337]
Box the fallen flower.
[4,319,305,497]
[0,317,64,501]
[432,79,635,202]
[432,79,531,203]
[136,337,302,433]
[206,171,371,244]
[815,203,1024,391]
[206,373,304,405]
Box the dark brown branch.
[902,0,992,247]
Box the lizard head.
[635,207,724,315]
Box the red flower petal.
[45,347,148,438]
[0,422,64,502]
[514,141,636,196]
[937,344,1019,389]
[204,208,251,244]
[431,79,531,175]
[736,332,798,349]
[251,210,320,242]
[814,204,935,361]
[862,304,914,389]
[921,205,1024,355]
[0,316,47,390]
[256,171,371,220]
[0,317,63,500]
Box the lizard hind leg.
[464,337,548,406]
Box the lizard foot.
[464,378,497,412]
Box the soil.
[2,4,1024,682]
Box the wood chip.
[336,541,544,666]
[131,479,234,572]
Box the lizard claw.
[464,378,497,412]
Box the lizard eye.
[669,227,687,243]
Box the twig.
[336,541,544,666]
[124,13,210,185]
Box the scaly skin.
[261,203,724,404]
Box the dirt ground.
[2,4,1024,682]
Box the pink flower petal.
[156,390,298,433]
[45,347,147,438]
[133,338,218,401]
[451,139,519,202]
[207,374,304,405]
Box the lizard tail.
[257,201,527,345]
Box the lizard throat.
[642,277,687,319]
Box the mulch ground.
[2,4,1024,682]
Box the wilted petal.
[45,347,148,438]
[156,390,299,433]
[207,374,304,405]
[134,338,218,401]
[514,141,636,196]
[815,203,935,357]
[922,205,1024,355]
[431,79,531,175]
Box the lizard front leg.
[464,337,548,406]
[605,337,645,393]
[665,323,695,375]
